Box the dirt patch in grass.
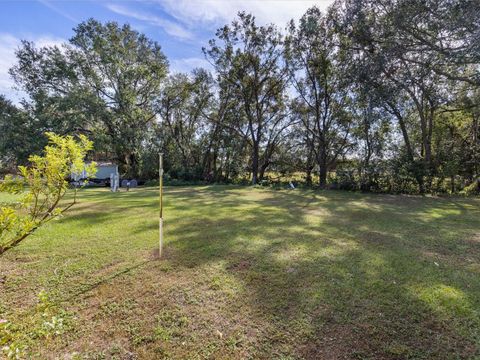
[227,259,252,272]
[300,313,478,360]
[466,233,480,250]
[299,322,380,360]
[37,260,279,359]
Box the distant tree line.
[1,0,479,194]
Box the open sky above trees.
[0,0,334,101]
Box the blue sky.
[0,0,333,101]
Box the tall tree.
[336,0,479,192]
[204,12,291,184]
[0,96,38,169]
[10,19,168,177]
[159,70,213,179]
[285,7,353,188]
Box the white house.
[72,162,118,181]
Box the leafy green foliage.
[10,19,168,177]
[0,132,95,255]
[204,12,291,184]
[1,1,479,193]
[285,7,354,188]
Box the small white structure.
[92,162,119,180]
[71,162,119,191]
[110,173,119,192]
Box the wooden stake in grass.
[159,153,164,258]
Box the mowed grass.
[1,186,480,359]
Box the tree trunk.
[224,149,231,182]
[473,114,478,177]
[124,152,138,178]
[318,143,328,189]
[305,146,314,186]
[422,115,434,190]
[362,114,373,191]
[251,141,259,185]
[319,165,328,189]
[212,150,218,183]
[259,161,269,182]
[386,102,424,194]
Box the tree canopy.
[1,0,479,194]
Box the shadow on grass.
[148,186,480,359]
[18,186,478,358]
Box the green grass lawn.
[1,186,480,359]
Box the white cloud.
[106,4,194,40]
[0,34,20,100]
[0,33,65,103]
[158,0,335,28]
[38,0,79,23]
[170,57,212,74]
